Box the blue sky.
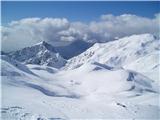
[2,1,160,25]
[2,1,160,52]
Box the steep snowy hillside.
[66,34,159,70]
[1,55,76,119]
[65,34,160,84]
[1,55,34,76]
[124,52,160,83]
[8,41,66,68]
[1,56,159,119]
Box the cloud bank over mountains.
[2,13,160,52]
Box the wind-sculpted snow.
[28,64,58,74]
[1,106,65,120]
[124,52,160,83]
[1,55,34,76]
[60,62,159,96]
[22,81,81,99]
[8,41,66,68]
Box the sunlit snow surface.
[1,34,160,119]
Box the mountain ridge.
[8,41,66,68]
[65,33,159,70]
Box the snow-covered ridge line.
[65,33,159,71]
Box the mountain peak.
[36,41,49,46]
[8,41,66,68]
[35,41,57,53]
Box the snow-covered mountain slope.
[1,55,78,119]
[1,56,159,119]
[55,40,93,59]
[124,52,160,83]
[8,41,66,68]
[1,55,34,76]
[65,34,159,71]
[54,62,159,96]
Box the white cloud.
[1,13,159,52]
[2,18,70,52]
[89,14,159,42]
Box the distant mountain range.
[55,40,93,59]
